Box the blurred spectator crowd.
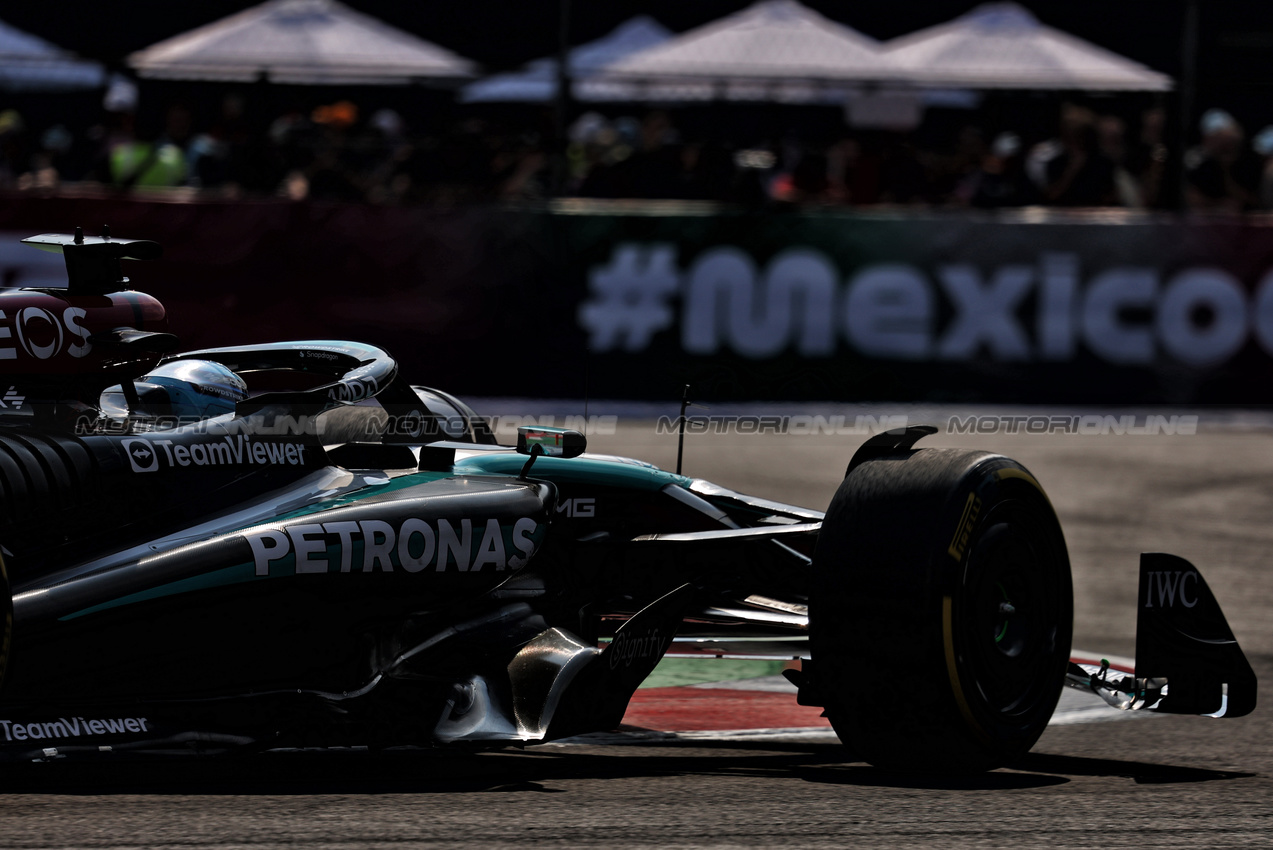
[2,81,1272,213]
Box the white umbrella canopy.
[881,3,1172,91]
[597,0,898,102]
[0,18,106,91]
[128,0,477,85]
[462,16,673,103]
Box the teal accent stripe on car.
[455,454,692,490]
[266,470,453,525]
[60,562,260,621]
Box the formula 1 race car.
[0,230,1256,771]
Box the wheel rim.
[959,509,1064,724]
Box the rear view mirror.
[516,426,586,459]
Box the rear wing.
[22,228,162,295]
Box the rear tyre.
[809,448,1072,772]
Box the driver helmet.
[143,359,248,418]
[100,359,248,420]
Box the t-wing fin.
[1065,554,1256,718]
[88,327,180,353]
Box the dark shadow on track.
[1012,752,1257,785]
[0,746,847,796]
[797,751,1254,791]
[797,764,1068,791]
[0,742,1251,796]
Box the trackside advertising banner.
[3,195,1273,403]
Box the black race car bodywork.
[0,231,1256,771]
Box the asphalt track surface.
[2,414,1271,848]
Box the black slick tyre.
[0,550,10,698]
[809,448,1072,772]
